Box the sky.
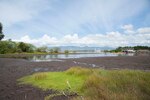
[0,0,150,47]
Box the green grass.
[18,68,86,93]
[18,67,150,100]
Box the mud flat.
[0,56,150,100]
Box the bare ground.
[0,56,150,100]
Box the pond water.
[27,53,123,62]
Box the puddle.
[34,68,49,72]
[73,61,98,67]
[30,59,64,62]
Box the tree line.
[106,46,150,53]
[0,40,71,54]
[0,40,35,54]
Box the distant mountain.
[48,46,114,51]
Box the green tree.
[0,41,9,54]
[0,40,35,54]
[50,49,54,53]
[0,40,17,54]
[0,22,4,40]
[36,46,48,53]
[17,42,35,53]
[134,46,150,50]
[53,47,61,53]
[64,50,69,54]
[18,42,27,52]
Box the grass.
[80,70,150,100]
[18,67,87,92]
[18,67,150,100]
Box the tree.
[50,49,54,53]
[18,42,27,52]
[0,22,4,40]
[36,46,48,53]
[17,42,35,53]
[53,47,61,53]
[0,41,9,54]
[0,40,17,54]
[64,50,69,54]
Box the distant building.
[122,48,135,53]
[95,49,102,53]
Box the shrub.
[34,72,48,80]
[81,73,109,100]
[66,67,94,76]
[64,50,69,54]
[80,70,150,100]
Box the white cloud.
[121,24,135,34]
[137,27,150,34]
[13,25,150,47]
[63,34,79,43]
[121,24,134,30]
[0,0,50,26]
[14,34,59,46]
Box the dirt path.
[0,56,150,100]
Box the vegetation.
[0,40,62,54]
[18,67,150,100]
[107,46,150,53]
[64,50,69,54]
[51,47,61,53]
[0,40,35,54]
[18,68,85,92]
[0,22,4,40]
[36,46,48,53]
[133,46,150,50]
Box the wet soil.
[0,56,150,100]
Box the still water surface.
[27,53,130,62]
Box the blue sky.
[0,0,150,47]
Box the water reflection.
[118,53,135,56]
[27,53,119,62]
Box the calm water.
[27,53,123,62]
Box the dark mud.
[0,56,150,100]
